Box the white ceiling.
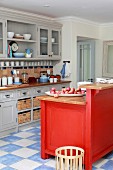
[0,0,113,24]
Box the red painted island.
[39,83,113,170]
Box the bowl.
[13,53,25,58]
[15,34,20,36]
[7,32,14,38]
[40,37,47,43]
[23,34,31,40]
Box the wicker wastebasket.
[55,146,84,170]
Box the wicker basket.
[18,111,31,124]
[55,146,84,170]
[17,99,31,111]
[33,97,40,107]
[33,109,40,120]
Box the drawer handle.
[37,90,41,93]
[23,92,27,95]
[5,95,10,98]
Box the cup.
[11,61,14,67]
[16,61,19,66]
[20,61,24,66]
[6,61,9,67]
[1,62,4,67]
[50,78,54,83]
[54,78,57,83]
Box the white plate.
[45,91,84,97]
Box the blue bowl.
[13,53,25,58]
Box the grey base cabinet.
[0,100,17,131]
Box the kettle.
[25,48,32,58]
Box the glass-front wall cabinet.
[40,28,48,56]
[0,19,6,58]
[38,26,61,59]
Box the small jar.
[50,75,54,78]
[21,72,28,84]
[56,75,61,82]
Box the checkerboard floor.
[0,122,113,170]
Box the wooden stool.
[55,146,84,170]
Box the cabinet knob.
[37,90,41,93]
[23,92,27,95]
[5,95,10,98]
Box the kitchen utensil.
[23,34,31,40]
[7,32,14,38]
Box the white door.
[77,40,95,82]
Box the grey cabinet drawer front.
[1,91,15,100]
[32,87,47,96]
[17,89,31,98]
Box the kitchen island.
[40,83,113,170]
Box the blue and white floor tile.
[0,122,113,170]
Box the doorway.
[77,39,95,82]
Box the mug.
[1,62,4,67]
[50,78,54,83]
[6,61,9,67]
[11,61,14,67]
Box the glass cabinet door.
[39,27,49,56]
[0,21,4,57]
[0,19,6,58]
[51,29,60,57]
[38,26,61,59]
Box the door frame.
[77,40,95,82]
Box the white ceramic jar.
[8,77,13,85]
[2,76,7,86]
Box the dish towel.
[60,63,66,78]
[65,62,71,77]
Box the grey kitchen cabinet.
[0,100,17,131]
[0,90,17,135]
[38,26,62,60]
[0,19,6,58]
[0,8,62,62]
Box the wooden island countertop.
[38,95,86,105]
[80,82,113,90]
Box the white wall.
[54,18,113,87]
[54,18,101,87]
